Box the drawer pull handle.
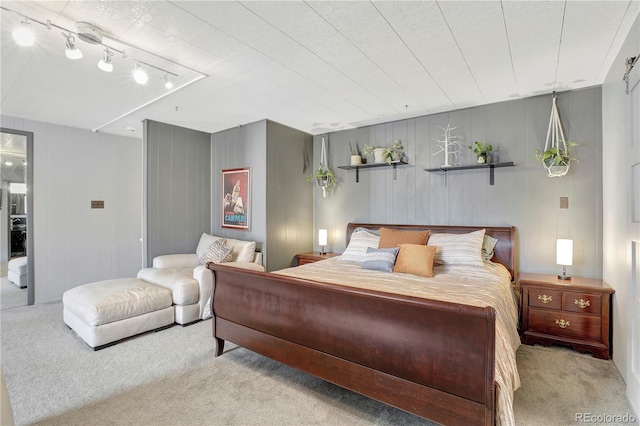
[555,319,570,329]
[574,299,591,309]
[538,294,553,304]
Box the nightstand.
[519,272,614,359]
[295,252,340,266]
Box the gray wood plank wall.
[314,86,603,278]
[211,120,267,257]
[211,120,313,271]
[144,120,211,266]
[265,120,314,271]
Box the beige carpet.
[0,301,636,426]
[0,276,26,311]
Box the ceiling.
[1,1,638,139]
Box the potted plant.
[349,141,362,166]
[306,164,336,197]
[468,141,493,164]
[533,141,578,177]
[363,139,405,165]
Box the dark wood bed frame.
[208,223,516,425]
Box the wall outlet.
[91,200,104,209]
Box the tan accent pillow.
[393,244,437,278]
[378,227,430,249]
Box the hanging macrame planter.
[306,136,336,198]
[537,92,573,177]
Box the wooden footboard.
[209,264,497,426]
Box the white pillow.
[195,233,256,263]
[339,229,380,263]
[226,238,256,263]
[427,229,485,267]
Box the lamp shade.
[318,229,328,246]
[556,239,573,266]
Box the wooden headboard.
[346,223,516,280]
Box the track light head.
[12,18,34,46]
[63,32,82,60]
[98,48,113,72]
[133,64,148,85]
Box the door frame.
[1,128,34,305]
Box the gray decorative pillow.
[198,238,234,265]
[361,247,400,273]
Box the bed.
[208,223,520,425]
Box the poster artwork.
[222,168,250,229]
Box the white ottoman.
[8,257,27,288]
[63,278,175,350]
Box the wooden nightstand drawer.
[298,258,316,266]
[563,291,601,314]
[519,273,614,359]
[528,287,562,309]
[528,308,601,341]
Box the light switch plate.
[560,197,569,209]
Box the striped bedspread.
[274,257,521,426]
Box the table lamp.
[556,239,573,280]
[318,229,327,255]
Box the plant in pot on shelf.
[362,139,405,165]
[533,141,578,177]
[305,164,336,198]
[348,141,363,166]
[468,141,493,164]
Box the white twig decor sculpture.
[433,118,463,167]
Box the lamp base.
[557,274,571,280]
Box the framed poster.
[221,167,250,229]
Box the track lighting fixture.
[1,4,208,114]
[63,32,82,60]
[163,73,173,89]
[133,64,148,85]
[97,48,113,72]
[12,17,34,46]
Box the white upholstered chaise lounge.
[63,233,264,349]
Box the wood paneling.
[315,87,603,278]
[212,120,312,272]
[144,120,211,266]
[1,114,142,303]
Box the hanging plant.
[533,143,578,170]
[305,136,336,197]
[535,92,578,177]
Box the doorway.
[0,128,34,307]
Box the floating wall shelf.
[424,161,515,186]
[338,160,407,183]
